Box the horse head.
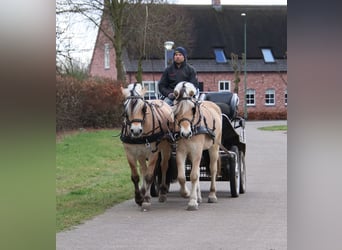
[173,82,198,139]
[121,83,148,138]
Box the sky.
[58,0,287,67]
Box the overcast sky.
[59,0,287,66]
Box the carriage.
[120,82,246,211]
[151,89,247,198]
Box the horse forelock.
[125,97,146,118]
[122,83,144,98]
[173,99,194,118]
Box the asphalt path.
[57,120,287,250]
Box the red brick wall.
[89,16,117,79]
[126,71,287,119]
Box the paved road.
[57,120,287,250]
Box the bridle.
[121,84,168,148]
[174,82,215,139]
[174,86,202,134]
[123,95,147,126]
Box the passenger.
[158,46,199,105]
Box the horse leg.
[158,142,171,202]
[187,155,201,211]
[126,157,143,206]
[207,145,219,203]
[176,151,190,198]
[137,155,149,200]
[141,151,159,211]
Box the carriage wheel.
[239,151,246,194]
[229,146,240,197]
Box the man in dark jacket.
[158,46,199,105]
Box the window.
[142,81,159,100]
[265,89,275,105]
[261,48,275,63]
[285,89,287,106]
[214,49,227,63]
[218,80,230,91]
[104,43,110,69]
[246,89,255,106]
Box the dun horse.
[120,83,173,210]
[172,81,222,210]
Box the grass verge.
[258,125,287,131]
[56,129,132,232]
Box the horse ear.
[174,90,179,98]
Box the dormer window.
[214,48,227,63]
[261,48,275,63]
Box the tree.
[56,0,193,82]
[230,53,244,94]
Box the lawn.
[56,129,133,232]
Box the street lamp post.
[164,41,174,68]
[241,13,247,120]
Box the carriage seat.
[199,91,239,120]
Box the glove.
[168,92,175,100]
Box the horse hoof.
[135,199,143,206]
[187,200,199,211]
[141,202,151,211]
[208,196,218,203]
[187,204,199,211]
[158,195,167,203]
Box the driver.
[158,46,199,105]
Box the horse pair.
[120,82,222,211]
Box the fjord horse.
[120,83,173,210]
[172,81,222,210]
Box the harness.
[173,83,216,141]
[120,84,172,151]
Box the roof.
[123,4,287,73]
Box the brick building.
[89,2,287,119]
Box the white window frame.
[218,80,231,92]
[246,89,256,106]
[265,88,275,106]
[142,81,159,100]
[285,89,287,106]
[104,43,110,69]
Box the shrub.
[56,76,124,131]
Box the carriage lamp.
[164,41,174,68]
[241,13,248,120]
